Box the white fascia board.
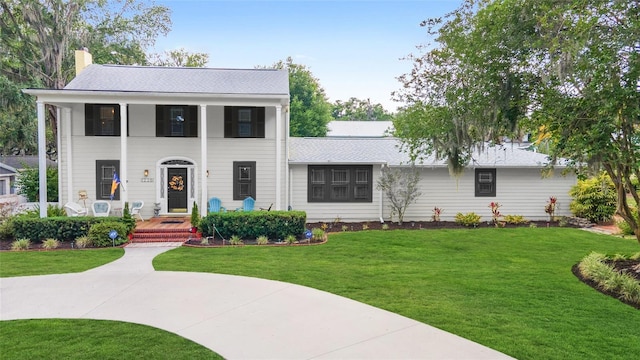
[22,89,289,106]
[288,161,389,165]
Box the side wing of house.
[289,138,577,222]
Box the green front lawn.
[0,319,222,359]
[0,248,124,277]
[154,228,640,360]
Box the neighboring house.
[25,50,575,222]
[327,120,393,137]
[0,162,17,201]
[0,156,57,205]
[288,137,576,222]
[25,50,289,218]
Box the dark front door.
[167,168,188,213]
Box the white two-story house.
[25,50,289,219]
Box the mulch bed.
[572,261,640,310]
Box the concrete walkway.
[1,244,513,359]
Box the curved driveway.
[1,244,512,359]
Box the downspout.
[379,163,386,223]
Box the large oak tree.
[395,0,640,242]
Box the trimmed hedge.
[88,221,128,247]
[11,216,128,242]
[200,211,306,240]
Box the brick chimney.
[75,48,93,76]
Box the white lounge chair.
[64,202,89,217]
[91,200,111,217]
[130,200,144,221]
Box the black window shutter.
[257,107,265,138]
[224,106,233,138]
[188,105,198,137]
[113,105,121,136]
[155,105,164,137]
[85,104,94,135]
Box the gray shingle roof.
[65,65,289,95]
[289,137,565,168]
[0,156,56,169]
[327,121,394,137]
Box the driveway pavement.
[1,243,513,359]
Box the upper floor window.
[224,106,265,138]
[85,104,121,136]
[156,105,198,137]
[475,168,497,197]
[308,165,372,202]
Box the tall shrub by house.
[569,173,617,223]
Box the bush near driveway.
[200,211,306,240]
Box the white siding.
[61,103,287,219]
[399,167,575,222]
[290,165,576,223]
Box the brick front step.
[131,230,193,243]
[130,237,191,243]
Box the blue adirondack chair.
[208,197,226,213]
[236,196,255,211]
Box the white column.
[56,108,62,204]
[200,104,208,213]
[284,106,290,210]
[63,108,73,205]
[37,101,47,218]
[120,103,128,206]
[275,105,282,210]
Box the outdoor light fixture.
[144,169,149,177]
[206,170,210,177]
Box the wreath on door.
[169,175,184,191]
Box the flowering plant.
[432,207,443,222]
[489,202,502,225]
[545,196,557,221]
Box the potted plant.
[190,201,201,237]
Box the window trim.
[308,165,373,203]
[233,161,256,200]
[96,160,120,200]
[224,106,265,138]
[475,168,497,197]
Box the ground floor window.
[96,160,120,200]
[233,161,256,200]
[308,165,372,202]
[475,168,496,197]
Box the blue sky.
[154,0,462,112]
